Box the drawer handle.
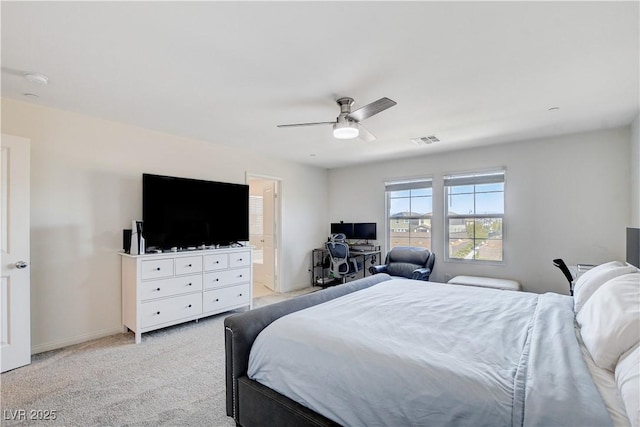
[156,311,161,315]
[215,298,219,302]
[239,293,243,297]
[215,261,220,264]
[188,304,192,308]
[187,283,192,286]
[215,278,219,282]
[238,274,243,278]
[238,258,243,262]
[188,264,192,267]
[156,287,161,291]
[155,267,161,271]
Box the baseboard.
[31,326,125,355]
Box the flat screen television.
[330,222,353,238]
[143,173,249,250]
[353,222,377,240]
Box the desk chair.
[553,258,575,295]
[326,236,362,283]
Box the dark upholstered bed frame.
[224,273,393,427]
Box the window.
[386,179,432,251]
[444,170,505,262]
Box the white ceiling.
[2,1,638,169]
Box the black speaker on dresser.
[123,229,132,254]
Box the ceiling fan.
[277,97,397,141]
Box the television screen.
[353,222,377,240]
[330,222,353,238]
[143,174,249,249]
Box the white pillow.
[573,261,638,313]
[615,344,639,427]
[574,261,628,293]
[576,273,640,371]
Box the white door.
[249,192,265,285]
[248,176,280,293]
[262,182,275,291]
[1,134,31,372]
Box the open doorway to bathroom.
[247,174,281,298]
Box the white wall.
[2,98,328,353]
[631,115,640,227]
[328,127,632,294]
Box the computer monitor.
[331,222,354,238]
[353,222,377,240]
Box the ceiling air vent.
[410,135,440,146]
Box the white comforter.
[248,279,611,427]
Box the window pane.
[448,218,467,239]
[450,185,474,194]
[390,235,411,248]
[476,183,504,193]
[413,218,431,232]
[389,220,410,234]
[449,238,473,259]
[410,188,431,197]
[389,198,410,216]
[448,193,474,215]
[390,190,411,198]
[472,218,503,261]
[411,196,432,215]
[411,217,431,249]
[475,192,504,214]
[445,172,504,263]
[387,181,433,252]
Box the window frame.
[444,170,505,264]
[385,177,433,252]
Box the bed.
[224,263,639,427]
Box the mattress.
[576,325,631,426]
[248,279,612,427]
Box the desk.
[311,248,381,287]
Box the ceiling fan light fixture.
[333,121,359,139]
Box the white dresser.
[120,247,252,343]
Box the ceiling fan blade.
[357,123,376,142]
[348,97,397,122]
[277,121,335,128]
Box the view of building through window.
[385,173,504,261]
[387,184,432,250]
[445,172,505,262]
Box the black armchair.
[370,246,435,281]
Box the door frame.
[1,134,31,372]
[246,173,282,293]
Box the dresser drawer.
[204,254,228,271]
[140,293,202,329]
[203,284,251,313]
[175,256,203,276]
[140,275,203,301]
[229,251,251,268]
[141,259,174,280]
[203,267,251,290]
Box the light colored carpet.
[0,287,319,426]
